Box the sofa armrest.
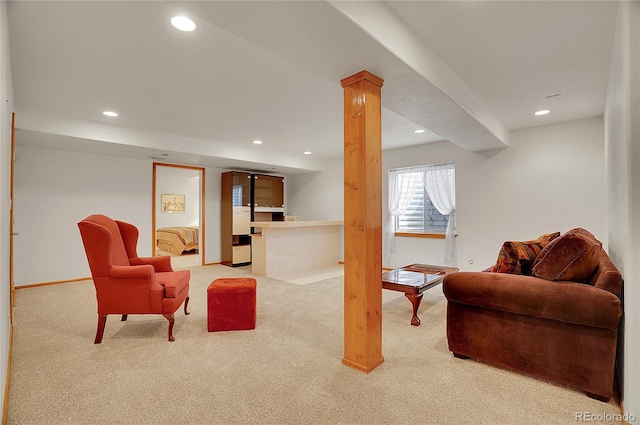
[443,272,622,330]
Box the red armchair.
[78,214,190,343]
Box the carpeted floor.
[8,264,621,424]
[156,249,201,268]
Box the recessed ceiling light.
[303,151,312,155]
[534,109,550,116]
[103,111,118,117]
[253,140,263,145]
[414,129,426,134]
[171,16,196,32]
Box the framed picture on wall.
[161,194,186,213]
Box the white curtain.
[424,163,457,266]
[385,169,421,266]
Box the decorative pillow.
[491,232,561,275]
[532,228,602,283]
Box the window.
[390,163,455,234]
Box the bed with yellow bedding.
[156,227,199,255]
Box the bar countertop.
[250,220,343,228]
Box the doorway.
[153,163,205,268]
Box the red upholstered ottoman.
[207,278,257,332]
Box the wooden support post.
[341,70,384,373]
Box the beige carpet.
[8,265,621,424]
[271,264,345,285]
[156,249,201,269]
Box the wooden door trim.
[5,113,15,425]
[9,112,15,324]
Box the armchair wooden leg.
[163,313,176,342]
[95,314,107,344]
[121,314,128,321]
[184,295,190,315]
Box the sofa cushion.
[532,228,602,283]
[156,270,190,298]
[491,232,560,275]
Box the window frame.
[390,163,455,238]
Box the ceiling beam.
[329,1,509,152]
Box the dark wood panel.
[253,174,271,207]
[270,176,284,207]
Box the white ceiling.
[7,1,619,175]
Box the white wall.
[12,146,228,284]
[383,116,607,270]
[0,0,13,418]
[204,168,222,264]
[156,166,201,229]
[289,117,607,271]
[13,146,153,285]
[605,0,639,419]
[286,157,344,261]
[286,157,344,222]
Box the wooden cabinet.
[232,172,251,207]
[221,172,252,266]
[253,174,284,208]
[231,206,251,235]
[232,244,251,264]
[222,171,285,266]
[270,176,284,208]
[253,174,272,207]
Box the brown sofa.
[443,230,623,401]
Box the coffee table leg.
[404,293,423,326]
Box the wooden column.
[341,70,384,373]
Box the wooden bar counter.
[250,221,343,280]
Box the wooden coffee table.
[381,263,458,326]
